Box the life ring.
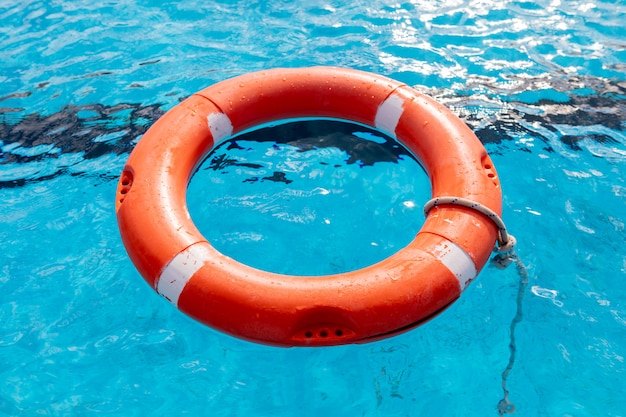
[116,67,504,347]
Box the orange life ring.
[116,67,503,347]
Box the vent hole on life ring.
[481,155,499,187]
[118,170,134,204]
[301,326,351,342]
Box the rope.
[423,196,516,253]
[493,250,529,415]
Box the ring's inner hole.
[187,119,430,276]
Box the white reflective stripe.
[374,93,405,137]
[156,244,210,306]
[207,112,233,143]
[431,241,477,291]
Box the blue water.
[1,1,625,416]
[187,120,431,276]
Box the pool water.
[187,119,431,276]
[1,1,625,416]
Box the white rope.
[423,196,516,253]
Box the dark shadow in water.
[195,119,411,185]
[1,103,164,164]
[236,120,407,167]
[1,76,624,188]
[445,76,625,152]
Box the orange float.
[116,67,506,347]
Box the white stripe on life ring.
[207,112,233,143]
[156,243,210,306]
[431,240,477,291]
[374,93,404,137]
